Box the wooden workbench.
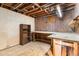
[48,32,79,42]
[48,32,79,56]
[32,31,79,56]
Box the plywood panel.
[35,15,72,32]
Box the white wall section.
[0,7,35,50]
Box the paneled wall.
[35,3,79,33]
[35,15,73,32]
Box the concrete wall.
[0,7,35,50]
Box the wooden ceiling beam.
[42,3,55,8]
[22,4,33,10]
[34,3,40,7]
[25,4,56,14]
[26,4,59,16]
[24,3,46,14]
[63,4,75,12]
[0,3,14,10]
[24,7,39,14]
[0,3,76,18]
[1,3,12,7]
[34,3,43,10]
[26,4,52,14]
[27,10,44,15]
[13,3,23,10]
[35,13,55,17]
[63,4,75,9]
[64,6,75,11]
[34,3,50,14]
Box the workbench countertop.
[32,31,79,42]
[48,32,79,42]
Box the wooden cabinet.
[20,24,31,45]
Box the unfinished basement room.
[0,3,79,56]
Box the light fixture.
[56,4,62,18]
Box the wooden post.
[51,38,53,48]
[73,42,78,56]
[68,47,73,56]
[47,49,53,56]
[33,33,36,41]
[50,38,53,54]
[61,46,67,56]
[53,39,62,56]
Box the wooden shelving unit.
[32,32,51,44]
[20,24,31,45]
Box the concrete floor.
[0,41,50,56]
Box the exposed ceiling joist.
[1,3,11,7]
[63,4,75,9]
[42,3,55,8]
[34,3,50,14]
[0,3,76,18]
[25,4,56,14]
[0,3,14,10]
[13,3,23,10]
[22,4,33,10]
[27,10,44,15]
[34,3,43,10]
[65,6,75,11]
[26,4,52,14]
[24,7,39,14]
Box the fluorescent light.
[56,5,62,18]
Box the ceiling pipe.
[56,4,63,18]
